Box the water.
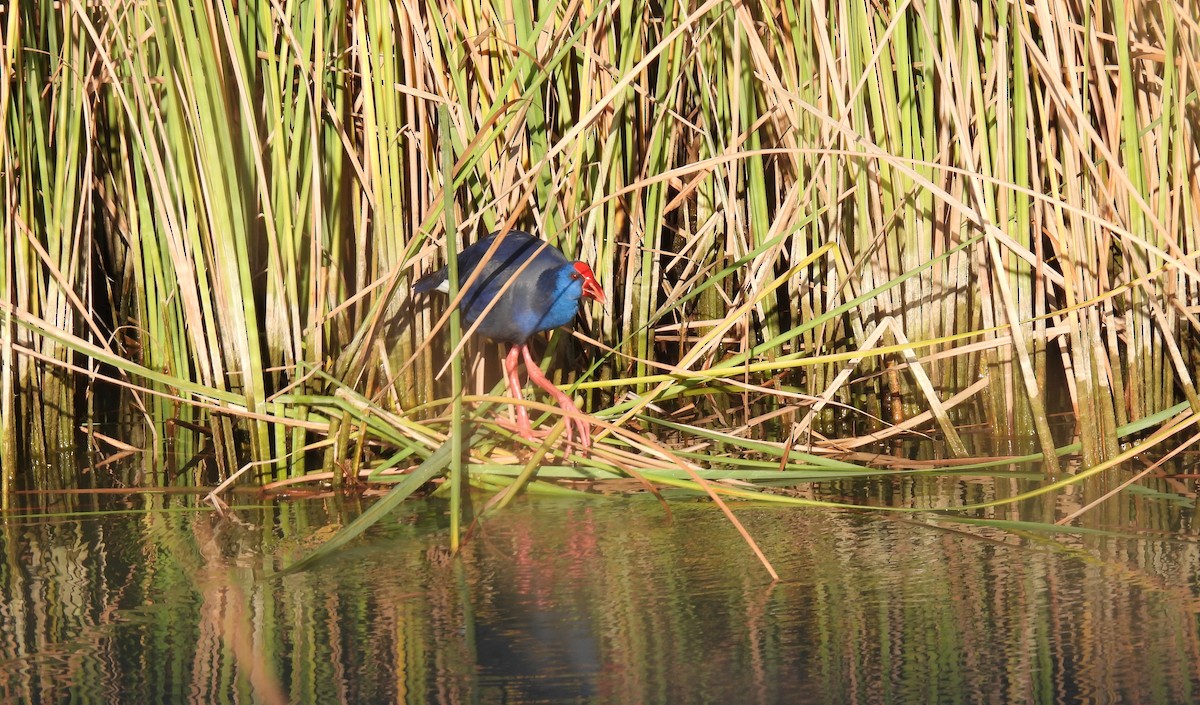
[1,490,1198,704]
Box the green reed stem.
[441,106,466,552]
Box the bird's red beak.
[573,262,606,303]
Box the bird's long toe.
[495,416,542,442]
[513,412,536,441]
[562,415,593,455]
[497,412,591,454]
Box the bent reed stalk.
[3,1,1199,511]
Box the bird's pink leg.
[520,344,593,453]
[504,345,535,440]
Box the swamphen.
[414,230,605,451]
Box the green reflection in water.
[1,492,1198,704]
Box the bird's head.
[570,262,606,303]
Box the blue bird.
[414,230,605,451]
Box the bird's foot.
[560,414,593,456]
[494,414,592,457]
[517,346,595,456]
[514,412,537,442]
[494,416,548,442]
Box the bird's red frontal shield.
[573,262,605,303]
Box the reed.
[3,0,1198,517]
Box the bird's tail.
[412,270,446,294]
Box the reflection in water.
[0,491,1198,704]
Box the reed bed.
[3,0,1199,537]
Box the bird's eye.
[571,272,582,280]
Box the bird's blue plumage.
[414,230,587,344]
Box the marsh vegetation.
[2,0,1198,571]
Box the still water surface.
[1,491,1198,704]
